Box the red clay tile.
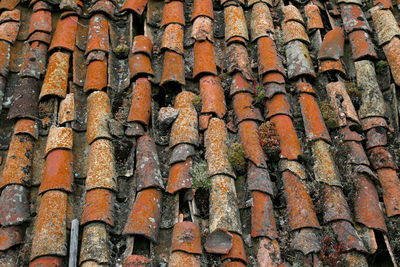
[0,226,23,251]
[282,171,320,230]
[129,52,153,80]
[233,92,263,124]
[79,222,110,265]
[247,162,273,195]
[120,0,148,15]
[257,37,285,76]
[221,233,247,264]
[262,72,285,85]
[368,146,397,170]
[124,255,151,266]
[0,10,19,24]
[89,0,116,18]
[383,37,400,86]
[192,16,213,42]
[331,220,367,252]
[376,168,400,217]
[256,238,281,267]
[160,51,185,86]
[282,5,304,25]
[86,139,116,191]
[39,52,70,100]
[340,4,371,34]
[29,257,62,267]
[319,59,346,75]
[250,3,274,41]
[366,127,387,149]
[123,188,162,242]
[298,91,331,143]
[374,0,393,8]
[222,0,245,5]
[370,7,400,46]
[192,0,213,20]
[0,134,33,189]
[345,141,369,165]
[250,191,277,239]
[282,21,309,45]
[161,24,184,55]
[226,43,253,80]
[279,159,306,180]
[304,3,323,30]
[169,251,201,267]
[319,28,344,60]
[238,120,267,168]
[135,135,164,191]
[167,158,192,194]
[39,149,73,194]
[72,48,86,86]
[326,81,360,124]
[20,41,48,79]
[81,188,115,226]
[161,1,185,27]
[8,77,40,120]
[193,41,217,79]
[0,185,30,226]
[58,93,75,125]
[286,41,315,79]
[28,10,52,37]
[230,72,254,96]
[171,221,202,254]
[269,115,301,160]
[14,119,38,140]
[265,94,292,119]
[30,190,67,260]
[361,116,388,131]
[340,124,364,142]
[354,174,387,231]
[348,30,377,61]
[127,77,152,126]
[204,118,236,178]
[321,184,352,223]
[200,75,226,118]
[204,228,233,254]
[86,91,112,144]
[169,143,195,165]
[44,126,73,156]
[49,14,78,52]
[85,14,109,55]
[311,140,342,186]
[0,20,19,45]
[84,57,108,92]
[0,0,20,10]
[132,35,152,57]
[224,5,249,43]
[198,113,210,130]
[31,0,52,11]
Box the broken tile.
[291,228,321,255]
[58,93,75,125]
[169,143,195,165]
[0,185,30,226]
[318,28,344,60]
[226,43,253,80]
[204,228,233,254]
[192,16,213,42]
[120,0,148,15]
[331,220,367,253]
[365,127,387,149]
[247,162,273,195]
[171,221,202,254]
[230,72,254,96]
[233,92,263,124]
[221,233,247,263]
[368,146,397,170]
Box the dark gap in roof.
[133,235,151,257]
[367,230,393,266]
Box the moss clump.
[191,160,211,190]
[259,121,281,160]
[192,95,202,113]
[345,82,362,110]
[376,60,388,75]
[113,44,130,59]
[318,101,339,129]
[228,142,247,174]
[254,86,266,104]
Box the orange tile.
[83,57,108,92]
[340,4,371,34]
[0,0,20,10]
[321,184,352,223]
[86,91,112,144]
[304,3,323,30]
[44,126,73,157]
[330,220,367,252]
[169,252,200,266]
[127,77,152,126]
[250,2,274,41]
[224,5,249,43]
[374,0,393,8]
[250,191,277,239]
[85,14,109,55]
[199,114,212,131]
[0,9,20,24]
[81,188,115,226]
[161,24,184,55]
[199,75,226,118]
[0,40,10,78]
[31,0,52,11]
[265,94,292,119]
[28,10,52,37]
[192,16,213,42]
[295,80,315,94]
[58,93,75,125]
[160,50,185,86]
[171,221,202,254]
[123,255,151,266]
[49,14,78,52]
[129,52,153,80]
[376,168,400,217]
[123,188,162,242]
[262,72,285,85]
[132,35,152,57]
[29,257,62,267]
[269,115,301,160]
[282,21,309,45]
[257,37,285,76]
[14,119,38,140]
[383,37,400,86]
[319,59,346,75]
[238,120,267,168]
[221,233,247,264]
[368,146,397,170]
[166,158,192,194]
[39,149,73,194]
[233,92,263,124]
[193,40,217,78]
[192,0,213,20]
[348,30,377,61]
[222,0,245,5]
[0,185,30,226]
[282,5,304,25]
[230,72,254,96]
[39,52,70,100]
[161,1,185,27]
[318,28,344,60]
[89,0,116,17]
[30,190,67,260]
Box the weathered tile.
[49,14,78,52]
[286,41,315,79]
[257,37,285,76]
[20,41,48,79]
[370,7,400,46]
[226,43,253,80]
[0,18,19,45]
[192,16,213,42]
[311,140,342,187]
[193,40,217,78]
[361,116,388,131]
[84,57,108,92]
[0,185,30,226]
[30,257,62,267]
[233,92,263,124]
[365,127,387,149]
[191,0,213,21]
[248,0,272,6]
[200,75,226,118]
[230,72,253,96]
[0,41,10,78]
[161,24,184,55]
[250,3,274,41]
[377,168,400,217]
[127,77,152,127]
[171,221,202,254]
[166,157,192,194]
[318,28,344,60]
[221,233,247,263]
[129,52,153,80]
[79,222,110,265]
[250,191,277,239]
[337,0,362,4]
[89,0,116,18]
[86,91,112,144]
[14,119,38,140]
[161,1,184,27]
[81,188,115,226]
[28,10,52,37]
[368,146,397,170]
[9,40,29,73]
[0,0,20,10]
[85,14,109,55]
[278,159,306,180]
[123,255,151,266]
[331,220,367,252]
[132,35,152,57]
[169,251,201,267]
[120,0,148,15]
[282,5,304,25]
[204,228,233,254]
[44,126,73,156]
[224,5,249,43]
[348,30,377,61]
[282,21,309,45]
[256,238,281,266]
[344,141,370,165]
[58,93,75,125]
[383,37,400,86]
[291,228,321,255]
[339,124,364,142]
[265,94,292,119]
[160,51,185,86]
[262,72,285,85]
[319,59,346,75]
[304,3,323,30]
[321,184,352,223]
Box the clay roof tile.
[85,14,109,55]
[304,3,323,30]
[224,5,249,43]
[282,21,310,45]
[331,220,368,252]
[340,4,371,34]
[161,1,185,27]
[79,222,110,265]
[191,0,214,20]
[127,77,152,126]
[132,35,152,57]
[286,41,315,79]
[161,24,184,55]
[166,157,192,194]
[257,37,285,76]
[58,93,75,125]
[221,233,247,264]
[0,0,20,10]
[84,57,108,92]
[160,50,185,86]
[233,92,263,124]
[0,226,23,251]
[238,120,268,168]
[49,14,78,52]
[20,41,48,79]
[171,221,202,254]
[193,40,217,78]
[120,0,148,15]
[14,119,39,140]
[282,5,305,25]
[0,185,30,226]
[321,184,353,223]
[319,28,344,61]
[8,77,41,120]
[382,37,400,86]
[28,10,52,37]
[199,75,226,118]
[81,188,115,226]
[250,3,274,42]
[44,126,73,157]
[348,30,378,61]
[250,191,277,239]
[86,91,112,144]
[376,168,400,217]
[191,16,214,42]
[269,115,301,160]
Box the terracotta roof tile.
[337,0,362,5]
[81,188,115,226]
[282,5,305,25]
[278,159,306,180]
[191,0,214,21]
[368,146,397,170]
[331,220,367,252]
[319,59,346,75]
[224,5,249,44]
[14,119,38,140]
[31,1,52,11]
[209,175,241,233]
[226,43,253,80]
[374,0,393,9]
[322,184,352,223]
[85,14,109,55]
[123,255,151,266]
[250,3,274,42]
[58,93,75,125]
[365,127,387,149]
[269,115,301,160]
[161,1,185,27]
[28,10,51,37]
[0,0,20,10]
[262,72,285,85]
[265,94,292,119]
[193,40,217,78]
[238,120,267,168]
[257,37,285,76]
[339,124,364,142]
[120,0,148,15]
[250,191,277,239]
[340,4,371,34]
[39,149,73,194]
[123,188,162,242]
[86,138,117,191]
[72,47,86,86]
[199,114,213,131]
[282,21,310,45]
[0,9,20,24]
[0,185,29,226]
[30,190,67,261]
[233,92,263,124]
[361,116,388,131]
[376,168,400,217]
[354,175,387,231]
[200,75,226,118]
[221,232,247,263]
[221,0,245,6]
[170,91,199,148]
[311,140,342,186]
[192,16,213,42]
[348,30,377,61]
[247,162,273,194]
[0,134,33,189]
[169,251,201,266]
[171,221,202,254]
[0,226,23,251]
[169,143,195,165]
[0,41,10,78]
[8,77,41,120]
[44,126,72,156]
[39,51,70,100]
[304,3,323,30]
[282,171,320,230]
[291,228,321,255]
[160,51,185,86]
[30,257,62,267]
[382,37,400,86]
[127,77,152,126]
[319,28,344,60]
[84,57,108,92]
[49,14,78,52]
[28,30,51,44]
[370,7,400,46]
[167,157,192,194]
[205,118,236,178]
[89,0,116,18]
[132,35,152,57]
[204,228,233,254]
[345,141,370,165]
[286,41,315,79]
[86,91,112,144]
[161,24,184,55]
[129,52,153,80]
[230,72,253,96]
[79,222,110,265]
[256,238,281,266]
[20,41,47,79]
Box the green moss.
[228,143,247,174]
[192,95,202,113]
[191,160,211,190]
[345,81,362,109]
[376,60,388,75]
[318,101,339,129]
[113,44,130,58]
